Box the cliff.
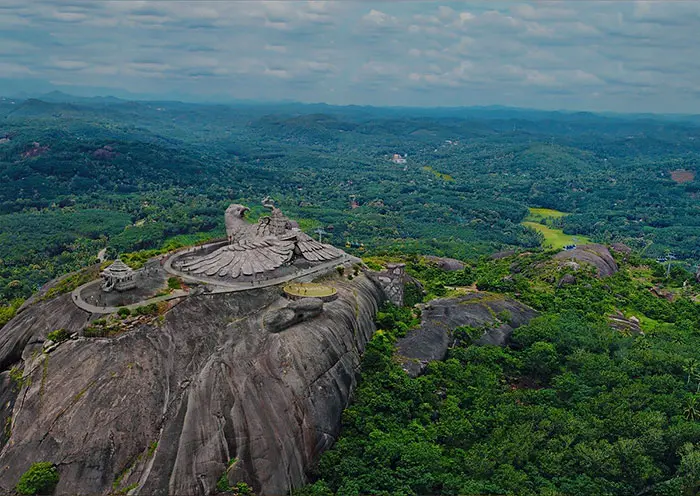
[0,274,384,495]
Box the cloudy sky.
[1,1,699,113]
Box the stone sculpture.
[175,198,342,280]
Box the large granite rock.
[423,256,466,271]
[396,293,537,377]
[0,275,383,495]
[554,244,618,277]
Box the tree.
[16,462,59,495]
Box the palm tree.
[683,359,699,387]
[684,396,699,421]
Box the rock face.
[396,293,538,377]
[554,244,618,277]
[0,275,384,495]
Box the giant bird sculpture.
[177,201,341,280]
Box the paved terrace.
[71,254,358,314]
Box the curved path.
[72,254,358,315]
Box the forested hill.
[1,97,699,320]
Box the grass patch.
[522,221,591,250]
[525,207,569,222]
[422,165,454,182]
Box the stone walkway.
[71,281,189,314]
[71,255,358,315]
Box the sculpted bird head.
[225,204,251,243]
[226,204,250,218]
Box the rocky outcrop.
[263,298,324,333]
[396,293,537,377]
[557,274,576,287]
[0,274,384,495]
[608,311,643,335]
[610,243,632,255]
[367,263,406,306]
[423,256,465,271]
[554,244,618,277]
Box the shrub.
[16,462,59,495]
[117,307,131,317]
[233,482,252,495]
[364,260,383,271]
[46,328,69,343]
[83,326,108,338]
[167,277,182,290]
[216,475,230,493]
[9,366,25,391]
[133,303,158,316]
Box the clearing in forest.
[670,169,695,184]
[525,207,569,222]
[522,207,591,250]
[522,222,591,250]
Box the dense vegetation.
[300,252,700,496]
[1,97,698,318]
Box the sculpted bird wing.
[179,239,294,279]
[294,232,341,262]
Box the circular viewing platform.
[283,283,338,302]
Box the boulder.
[611,243,632,255]
[423,256,466,271]
[263,298,324,333]
[608,310,643,335]
[557,274,576,287]
[491,250,516,260]
[396,293,537,377]
[554,244,618,277]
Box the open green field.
[525,207,569,222]
[522,221,591,250]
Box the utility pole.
[666,252,675,279]
[314,228,328,243]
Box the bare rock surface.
[423,256,466,271]
[0,275,383,495]
[554,244,618,277]
[608,311,643,335]
[611,243,632,255]
[396,293,537,377]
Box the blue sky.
[1,1,699,113]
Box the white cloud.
[362,9,398,28]
[0,1,698,112]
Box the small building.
[100,259,137,292]
[391,153,407,164]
